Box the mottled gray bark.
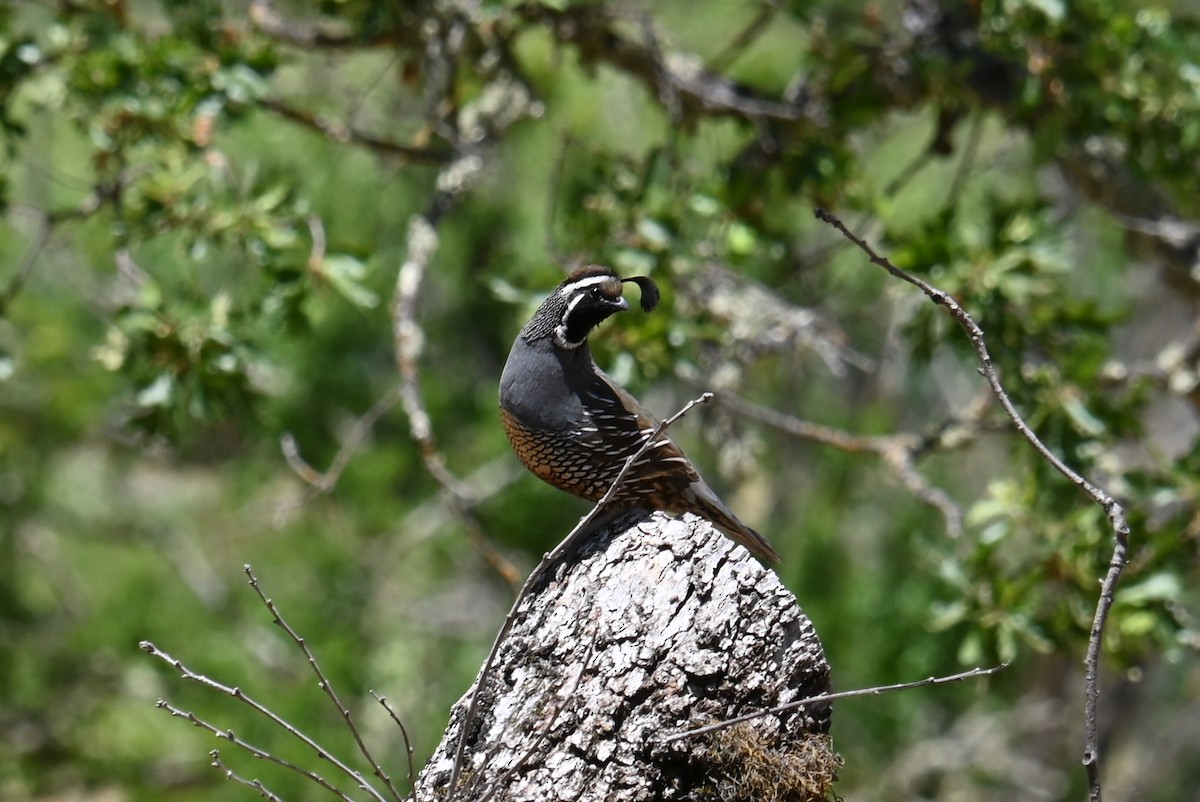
[414,511,838,802]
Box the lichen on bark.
[414,511,838,802]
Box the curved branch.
[816,208,1130,802]
[714,391,965,538]
[257,98,454,164]
[141,641,389,802]
[517,3,822,127]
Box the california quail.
[498,265,781,563]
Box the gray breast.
[499,336,591,433]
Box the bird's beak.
[613,296,630,311]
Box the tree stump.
[413,511,839,802]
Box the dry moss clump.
[694,723,842,802]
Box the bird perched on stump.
[498,265,780,563]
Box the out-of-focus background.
[2,1,1198,800]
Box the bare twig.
[544,134,573,265]
[662,663,1009,743]
[279,386,404,494]
[140,641,390,802]
[882,148,937,200]
[714,391,964,537]
[243,566,405,802]
[444,392,715,800]
[0,219,54,316]
[385,44,540,586]
[249,0,418,50]
[815,208,1131,802]
[708,1,781,73]
[1083,548,1130,802]
[280,433,325,487]
[878,438,965,538]
[211,750,288,802]
[947,111,984,207]
[1,192,109,315]
[519,4,816,126]
[258,98,453,164]
[392,216,472,501]
[371,691,417,788]
[345,50,404,128]
[392,212,521,588]
[275,386,405,528]
[156,700,349,801]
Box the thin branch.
[814,209,1129,523]
[258,97,453,164]
[444,392,715,800]
[0,192,109,315]
[392,213,521,588]
[1083,544,1129,802]
[882,148,937,200]
[815,207,1131,802]
[249,0,418,50]
[383,25,541,584]
[714,391,964,537]
[371,691,417,789]
[544,134,573,265]
[347,50,404,129]
[274,386,405,528]
[376,25,544,580]
[708,1,781,73]
[662,663,1009,743]
[0,218,54,316]
[243,566,405,802]
[519,3,817,126]
[211,750,288,802]
[155,701,351,802]
[280,433,325,487]
[392,217,473,502]
[947,110,984,208]
[140,641,390,802]
[878,437,965,538]
[279,386,404,494]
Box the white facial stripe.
[558,275,616,297]
[554,322,584,350]
[563,292,587,317]
[554,292,589,350]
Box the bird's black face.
[555,271,627,347]
[545,266,659,350]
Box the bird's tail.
[683,482,781,563]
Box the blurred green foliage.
[1,1,1198,800]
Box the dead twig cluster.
[142,566,413,802]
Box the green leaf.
[1062,389,1106,436]
[136,374,174,407]
[1117,573,1183,607]
[726,221,757,255]
[320,254,379,308]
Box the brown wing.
[579,368,701,495]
